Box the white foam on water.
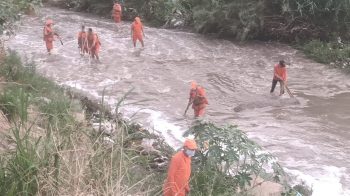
[285,166,349,196]
[98,78,119,86]
[60,80,100,98]
[61,80,84,90]
[116,105,186,148]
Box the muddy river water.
[7,7,350,195]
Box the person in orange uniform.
[184,81,199,116]
[192,86,208,117]
[87,28,101,62]
[77,25,88,55]
[270,60,287,96]
[43,19,58,55]
[189,81,198,103]
[131,17,145,47]
[163,139,197,196]
[112,1,122,23]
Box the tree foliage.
[0,0,41,35]
[58,0,350,41]
[184,122,289,195]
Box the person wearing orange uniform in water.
[87,28,101,62]
[77,25,88,55]
[270,60,287,96]
[112,1,122,23]
[131,17,145,47]
[192,86,208,117]
[163,139,197,196]
[43,19,58,55]
[184,81,198,115]
[189,81,198,102]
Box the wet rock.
[36,96,51,104]
[150,155,169,171]
[234,104,245,112]
[92,121,116,135]
[247,176,283,196]
[103,136,115,147]
[140,138,161,156]
[164,9,186,29]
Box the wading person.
[192,86,208,117]
[131,17,145,48]
[112,1,122,23]
[270,60,287,96]
[184,81,198,115]
[87,28,101,62]
[43,19,59,55]
[77,25,88,55]
[163,139,197,196]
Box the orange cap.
[191,81,197,89]
[135,17,141,23]
[197,87,206,96]
[183,139,197,150]
[46,19,53,25]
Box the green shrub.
[0,52,22,81]
[185,122,287,195]
[0,87,30,122]
[301,40,350,69]
[0,127,41,196]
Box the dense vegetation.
[62,0,350,42]
[0,0,41,35]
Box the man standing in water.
[77,25,88,55]
[131,17,145,48]
[163,139,197,196]
[43,19,59,55]
[87,28,101,62]
[184,81,209,117]
[192,86,209,117]
[112,0,122,23]
[270,60,287,96]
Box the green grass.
[301,40,350,69]
[0,52,166,195]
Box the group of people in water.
[43,0,145,61]
[43,2,288,195]
[165,60,287,196]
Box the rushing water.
[7,7,350,195]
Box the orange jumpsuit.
[112,3,122,23]
[131,18,143,43]
[87,33,101,57]
[270,64,287,94]
[78,31,88,53]
[43,25,54,51]
[273,64,287,81]
[163,151,191,196]
[192,87,208,117]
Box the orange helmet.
[46,19,53,25]
[191,81,197,89]
[183,139,197,150]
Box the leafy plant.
[185,122,287,195]
[0,87,30,122]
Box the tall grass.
[0,53,165,195]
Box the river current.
[7,7,350,195]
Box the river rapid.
[7,7,350,195]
